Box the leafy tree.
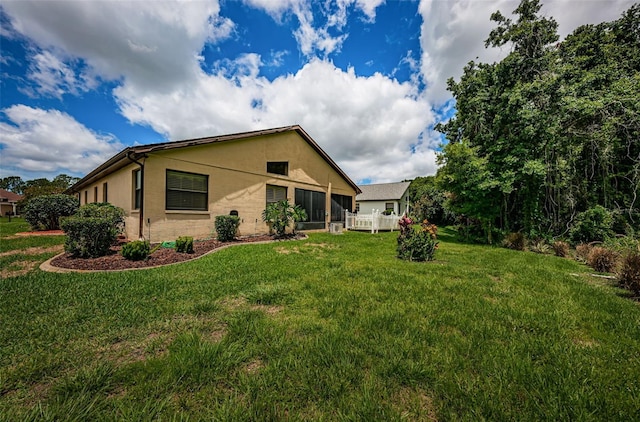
[20,174,81,204]
[437,0,640,241]
[0,176,25,194]
[23,194,79,231]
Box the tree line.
[429,0,639,242]
[0,175,79,205]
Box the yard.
[1,217,639,420]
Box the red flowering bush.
[397,217,438,261]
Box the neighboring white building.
[356,182,411,215]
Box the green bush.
[397,217,438,262]
[176,236,194,253]
[587,247,619,273]
[262,200,307,237]
[121,240,150,261]
[61,217,117,258]
[23,194,79,230]
[215,215,240,241]
[60,203,125,258]
[570,206,614,243]
[503,232,526,251]
[618,252,640,295]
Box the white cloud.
[25,50,96,99]
[0,105,124,175]
[418,0,638,104]
[115,58,435,183]
[2,0,233,91]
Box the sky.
[0,0,636,185]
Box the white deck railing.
[345,210,400,233]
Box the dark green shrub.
[61,217,117,258]
[618,252,640,295]
[215,215,240,241]
[176,236,194,253]
[262,200,307,237]
[23,194,78,230]
[587,247,619,273]
[552,240,570,258]
[60,203,125,258]
[121,240,150,261]
[570,206,614,243]
[503,232,526,251]
[397,217,438,262]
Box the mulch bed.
[50,234,304,271]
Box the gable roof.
[0,188,23,202]
[356,182,411,201]
[68,125,360,194]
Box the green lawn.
[1,218,639,420]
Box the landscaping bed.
[50,234,302,271]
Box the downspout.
[126,151,145,239]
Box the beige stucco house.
[0,188,22,216]
[67,125,360,242]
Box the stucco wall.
[78,131,356,242]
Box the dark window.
[266,185,287,204]
[331,194,352,222]
[166,170,208,211]
[103,183,108,203]
[84,190,88,205]
[94,186,98,203]
[385,202,395,213]
[133,169,142,210]
[267,161,288,176]
[356,203,360,212]
[295,188,326,230]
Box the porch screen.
[295,188,326,230]
[166,170,208,211]
[331,194,352,222]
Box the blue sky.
[0,0,635,184]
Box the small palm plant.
[262,200,307,237]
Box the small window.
[103,183,108,203]
[166,170,208,211]
[133,169,142,210]
[355,203,360,212]
[94,186,98,203]
[84,190,88,205]
[267,161,288,176]
[385,202,394,212]
[266,185,287,204]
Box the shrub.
[587,247,619,273]
[23,194,79,231]
[575,243,593,263]
[570,206,614,243]
[262,200,307,237]
[176,236,194,253]
[121,240,150,261]
[60,203,125,258]
[618,252,640,295]
[503,232,526,251]
[530,240,550,254]
[551,240,570,258]
[397,217,438,262]
[215,215,240,241]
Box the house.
[355,181,411,215]
[0,188,22,216]
[67,125,360,242]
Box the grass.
[1,218,639,420]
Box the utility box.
[329,223,343,234]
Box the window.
[356,203,360,212]
[385,202,395,213]
[266,185,287,204]
[103,183,108,203]
[267,161,288,176]
[166,169,208,211]
[94,186,98,203]
[133,169,142,210]
[295,188,326,230]
[331,194,352,222]
[84,190,88,205]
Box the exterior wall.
[357,200,399,215]
[80,131,357,242]
[1,202,17,216]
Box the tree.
[262,200,308,237]
[0,176,25,194]
[437,0,640,241]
